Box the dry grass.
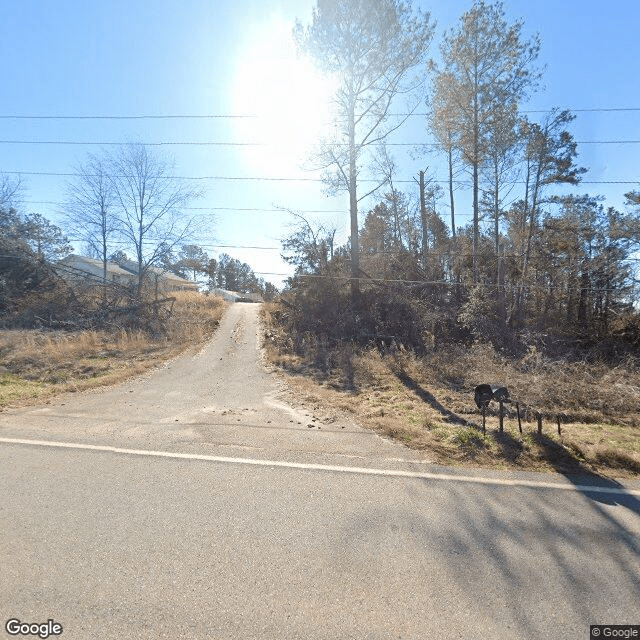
[261,303,640,478]
[0,292,226,409]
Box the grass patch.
[0,292,227,410]
[261,303,640,477]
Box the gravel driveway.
[0,303,424,466]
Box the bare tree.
[62,153,118,295]
[429,71,462,240]
[295,0,434,296]
[480,102,521,255]
[0,173,24,210]
[110,143,204,296]
[281,209,336,275]
[370,146,405,250]
[513,110,586,321]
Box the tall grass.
[0,292,227,399]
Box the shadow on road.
[532,432,640,511]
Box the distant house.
[57,255,198,292]
[57,255,138,286]
[209,287,262,302]
[116,259,198,293]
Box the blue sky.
[1,0,638,286]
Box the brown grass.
[261,302,640,478]
[0,292,227,409]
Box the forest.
[274,0,640,364]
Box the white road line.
[1,436,639,496]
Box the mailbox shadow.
[394,370,468,426]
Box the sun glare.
[233,19,336,175]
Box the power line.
[0,114,257,120]
[67,239,283,251]
[1,138,640,147]
[4,170,638,185]
[0,140,264,147]
[25,201,349,214]
[251,271,638,293]
[1,107,639,120]
[65,239,640,262]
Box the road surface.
[1,303,639,639]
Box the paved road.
[1,303,639,639]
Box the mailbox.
[491,386,510,403]
[474,384,494,409]
[474,384,511,433]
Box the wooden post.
[537,412,543,434]
[498,401,504,432]
[516,403,522,434]
[557,415,562,436]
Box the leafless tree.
[0,173,24,210]
[110,143,204,296]
[434,0,541,279]
[62,153,118,295]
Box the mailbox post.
[474,384,494,434]
[474,385,511,433]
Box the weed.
[0,292,226,410]
[263,304,640,476]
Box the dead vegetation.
[0,291,226,409]
[1,239,227,408]
[261,302,640,477]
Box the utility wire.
[61,237,640,262]
[1,107,639,119]
[4,171,638,185]
[0,114,258,120]
[26,201,349,214]
[251,271,637,293]
[1,139,639,146]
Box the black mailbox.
[474,384,511,433]
[491,386,510,403]
[474,384,494,409]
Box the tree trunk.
[348,96,359,298]
[419,170,428,268]
[102,229,107,306]
[448,147,456,239]
[472,159,479,281]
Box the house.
[57,255,198,292]
[116,259,198,292]
[57,255,138,286]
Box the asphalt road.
[1,303,639,639]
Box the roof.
[58,254,135,278]
[57,255,198,289]
[117,258,196,285]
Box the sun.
[233,18,336,175]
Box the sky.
[1,0,639,288]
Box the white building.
[57,255,198,292]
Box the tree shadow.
[336,472,640,638]
[532,432,640,512]
[394,369,468,425]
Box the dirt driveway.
[0,303,425,466]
